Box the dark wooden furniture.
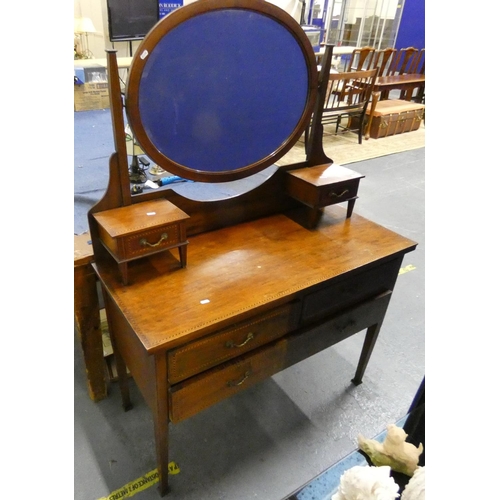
[344,46,424,102]
[373,73,425,102]
[84,2,417,496]
[305,64,378,146]
[286,164,364,227]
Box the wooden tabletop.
[74,232,94,266]
[95,206,416,354]
[375,73,425,85]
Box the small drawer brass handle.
[227,370,251,387]
[140,233,168,248]
[225,332,254,348]
[329,188,349,198]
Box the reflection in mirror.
[166,166,278,202]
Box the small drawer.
[317,178,360,208]
[168,302,299,383]
[93,199,190,284]
[286,164,364,209]
[301,258,400,322]
[123,223,181,260]
[169,339,288,423]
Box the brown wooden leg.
[153,354,170,496]
[346,199,356,218]
[365,91,380,140]
[74,263,107,402]
[119,262,129,285]
[351,322,382,385]
[305,207,323,229]
[103,290,132,410]
[178,245,187,268]
[415,85,425,104]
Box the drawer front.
[123,224,181,259]
[317,179,360,207]
[301,258,400,323]
[169,290,393,424]
[169,339,288,423]
[168,302,299,383]
[287,290,392,366]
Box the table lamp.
[74,17,96,58]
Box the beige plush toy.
[358,424,423,477]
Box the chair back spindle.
[389,47,420,75]
[347,47,376,72]
[372,48,397,77]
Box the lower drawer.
[169,339,288,423]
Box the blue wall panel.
[396,0,425,49]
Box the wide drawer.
[169,338,288,423]
[301,258,400,322]
[168,302,300,383]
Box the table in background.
[373,73,425,102]
[74,233,106,402]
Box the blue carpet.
[74,109,277,235]
[74,109,114,234]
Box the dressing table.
[87,1,416,496]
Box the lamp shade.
[74,17,96,34]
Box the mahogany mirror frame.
[124,0,319,183]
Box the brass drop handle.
[227,370,251,387]
[140,233,168,248]
[225,333,254,348]
[328,189,349,198]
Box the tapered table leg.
[154,354,170,496]
[351,323,382,385]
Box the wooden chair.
[306,67,378,145]
[409,48,425,74]
[379,47,424,101]
[347,46,376,71]
[407,48,424,102]
[330,47,377,105]
[388,46,420,75]
[372,47,397,76]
